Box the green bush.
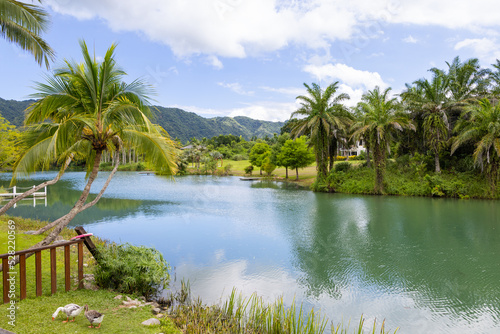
[93,242,171,299]
[244,165,254,175]
[335,161,351,172]
[231,154,247,161]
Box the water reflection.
[1,172,500,333]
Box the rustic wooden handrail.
[0,239,84,304]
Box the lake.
[2,171,500,333]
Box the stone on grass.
[152,307,161,315]
[142,318,160,326]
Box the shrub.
[93,242,170,299]
[336,156,347,161]
[231,154,247,161]
[335,161,351,172]
[244,165,254,175]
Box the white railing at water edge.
[0,185,48,208]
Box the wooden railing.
[0,239,84,304]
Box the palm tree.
[0,0,55,68]
[452,98,500,195]
[352,87,415,194]
[11,40,178,248]
[289,82,350,184]
[401,69,450,173]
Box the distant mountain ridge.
[0,97,284,143]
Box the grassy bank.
[328,162,497,199]
[0,216,179,333]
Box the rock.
[151,302,160,308]
[162,306,169,311]
[152,307,162,315]
[129,306,137,309]
[114,295,123,300]
[123,300,141,307]
[53,239,67,244]
[156,314,165,318]
[23,231,36,235]
[126,296,132,301]
[141,318,160,326]
[139,296,146,302]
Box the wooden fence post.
[74,226,100,262]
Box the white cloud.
[259,86,304,96]
[302,63,387,90]
[173,101,298,122]
[402,35,418,44]
[454,38,500,63]
[227,101,298,122]
[206,55,223,69]
[218,82,254,96]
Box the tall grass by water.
[167,287,398,334]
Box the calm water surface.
[2,172,500,333]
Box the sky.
[2,0,500,122]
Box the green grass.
[0,216,179,333]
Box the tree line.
[287,57,500,195]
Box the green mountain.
[0,98,284,143]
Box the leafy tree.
[249,142,271,175]
[262,157,276,176]
[289,82,350,184]
[0,113,20,169]
[6,40,178,251]
[352,87,415,194]
[278,136,315,180]
[0,0,55,68]
[452,98,500,195]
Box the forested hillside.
[0,98,284,143]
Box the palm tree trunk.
[435,151,441,173]
[0,151,121,272]
[374,143,385,194]
[33,150,104,235]
[329,138,337,172]
[0,156,72,216]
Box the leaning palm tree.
[289,82,350,184]
[10,40,178,249]
[0,0,55,68]
[352,87,415,194]
[401,69,451,173]
[452,98,500,196]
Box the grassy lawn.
[188,159,363,188]
[0,216,179,333]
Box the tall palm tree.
[401,69,450,173]
[11,40,178,248]
[352,87,415,194]
[452,98,500,195]
[0,0,55,68]
[290,82,350,184]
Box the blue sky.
[2,0,500,121]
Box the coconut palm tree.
[401,69,451,173]
[352,86,415,194]
[289,82,350,184]
[0,0,55,68]
[11,40,178,248]
[452,98,500,195]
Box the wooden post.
[64,245,70,291]
[50,248,57,295]
[35,251,42,297]
[74,226,100,262]
[77,242,84,289]
[19,254,26,300]
[2,258,9,304]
